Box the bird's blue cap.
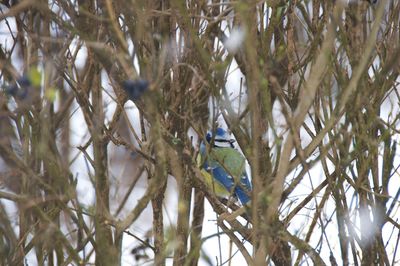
[122,79,149,101]
[206,127,235,147]
[215,127,227,137]
[206,128,224,142]
[206,127,229,141]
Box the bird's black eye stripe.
[214,138,235,143]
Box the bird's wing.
[210,166,235,192]
[211,148,252,204]
[211,148,246,180]
[201,168,232,197]
[199,144,234,197]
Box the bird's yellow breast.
[201,169,231,197]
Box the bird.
[122,79,149,101]
[5,76,31,99]
[3,71,42,110]
[199,127,252,205]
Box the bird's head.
[206,127,235,148]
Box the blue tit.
[5,76,31,99]
[199,127,252,205]
[122,79,149,101]
[4,71,42,110]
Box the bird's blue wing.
[211,166,251,205]
[211,166,235,194]
[234,171,251,205]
